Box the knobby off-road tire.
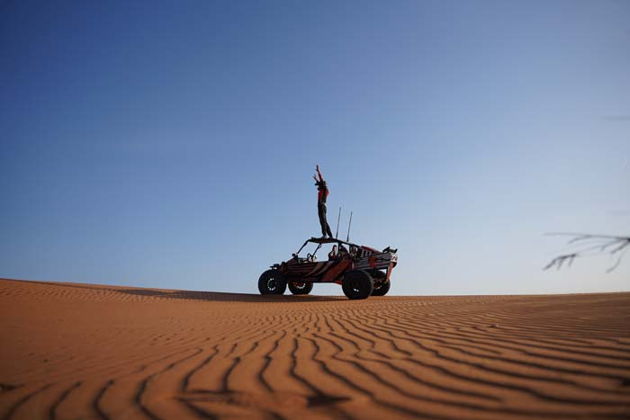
[372,279,391,296]
[258,269,287,295]
[368,270,390,296]
[342,270,374,300]
[288,281,313,295]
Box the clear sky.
[1,0,629,295]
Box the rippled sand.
[1,278,629,419]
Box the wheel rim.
[293,282,306,290]
[267,277,278,292]
[350,279,360,293]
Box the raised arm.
[315,164,324,182]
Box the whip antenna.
[335,207,342,239]
[346,211,353,242]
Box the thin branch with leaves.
[544,233,630,273]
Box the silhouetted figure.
[328,244,338,260]
[314,165,333,238]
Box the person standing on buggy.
[314,165,333,238]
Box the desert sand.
[0,278,629,419]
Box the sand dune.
[0,278,629,419]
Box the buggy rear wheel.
[342,270,374,300]
[258,269,287,295]
[288,281,313,295]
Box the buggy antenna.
[346,211,353,242]
[335,207,342,239]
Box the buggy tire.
[258,269,287,295]
[342,270,374,300]
[288,281,313,295]
[372,279,391,296]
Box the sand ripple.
[1,278,629,419]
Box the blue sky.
[1,0,628,295]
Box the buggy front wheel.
[342,270,374,300]
[372,280,391,296]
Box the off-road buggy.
[258,237,398,300]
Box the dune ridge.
[0,278,629,419]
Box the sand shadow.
[1,279,346,303]
[116,288,346,303]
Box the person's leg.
[320,204,333,238]
[324,211,333,238]
[318,203,327,237]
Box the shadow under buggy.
[258,237,397,300]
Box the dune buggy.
[258,237,398,300]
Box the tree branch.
[544,233,630,272]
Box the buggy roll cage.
[294,237,362,258]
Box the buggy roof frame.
[295,237,359,256]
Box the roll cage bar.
[294,237,358,258]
